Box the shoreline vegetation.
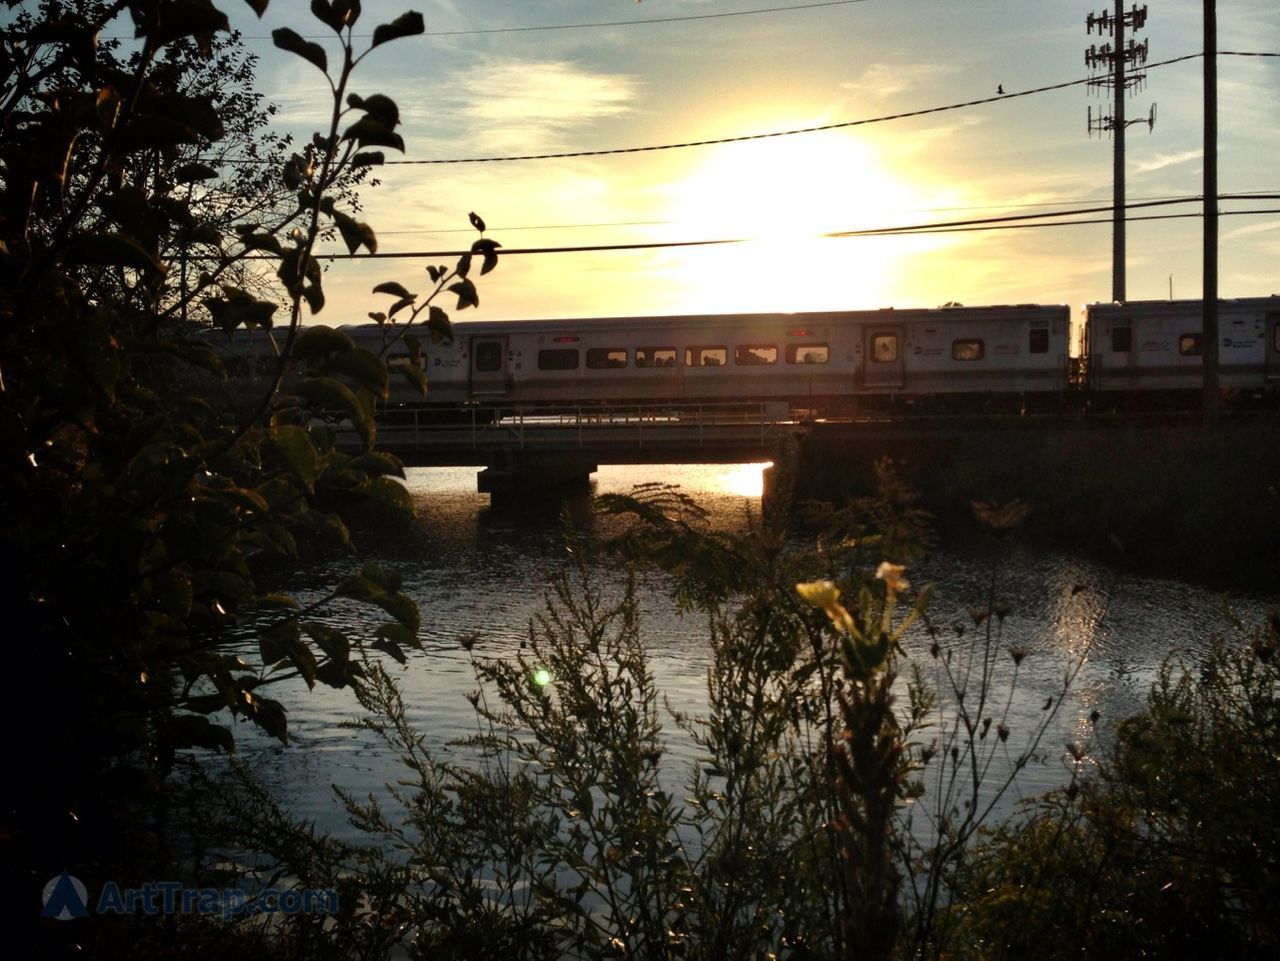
[187,468,1278,959]
[795,420,1280,595]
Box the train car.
[349,303,1070,415]
[1083,297,1280,401]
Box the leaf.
[469,211,487,233]
[377,621,421,652]
[426,305,452,344]
[243,0,268,16]
[388,296,415,320]
[239,231,283,255]
[341,116,404,152]
[395,362,428,396]
[333,211,377,254]
[351,151,385,167]
[277,247,321,297]
[183,222,222,248]
[367,475,413,515]
[455,252,472,279]
[151,1,231,47]
[361,561,403,593]
[63,233,166,274]
[173,161,219,184]
[303,622,351,663]
[272,27,328,73]
[336,574,381,601]
[371,12,425,48]
[270,424,318,490]
[348,93,400,128]
[350,450,406,479]
[302,282,325,315]
[290,377,375,448]
[372,280,413,300]
[285,635,319,689]
[310,0,344,32]
[245,692,289,744]
[448,278,479,310]
[259,619,300,666]
[472,237,501,275]
[293,325,356,361]
[321,348,388,397]
[204,293,277,331]
[165,714,235,753]
[372,637,406,665]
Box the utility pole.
[1087,3,1155,303]
[1203,0,1219,422]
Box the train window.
[685,346,728,367]
[952,339,985,361]
[474,341,503,372]
[1273,317,1280,352]
[586,348,628,369]
[786,344,829,364]
[871,334,898,363]
[1111,327,1132,352]
[1179,333,1203,356]
[735,344,778,366]
[635,347,677,368]
[1029,328,1049,354]
[537,348,580,371]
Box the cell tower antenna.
[1086,3,1155,302]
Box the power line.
[375,191,1280,236]
[294,194,1277,260]
[362,52,1229,164]
[201,51,1274,169]
[215,1,875,41]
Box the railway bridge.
[364,401,798,503]
[352,400,1168,507]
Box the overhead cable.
[292,194,1278,260]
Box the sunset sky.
[227,1,1276,323]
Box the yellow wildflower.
[795,579,855,635]
[875,562,910,600]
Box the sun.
[655,130,951,312]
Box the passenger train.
[210,297,1280,416]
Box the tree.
[0,0,496,943]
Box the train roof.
[1085,295,1279,313]
[428,303,1069,335]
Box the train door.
[1268,312,1280,382]
[469,335,509,397]
[863,327,904,389]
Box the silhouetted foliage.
[0,0,496,949]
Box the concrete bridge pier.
[476,450,599,507]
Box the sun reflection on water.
[707,462,772,498]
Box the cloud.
[1223,218,1280,244]
[451,60,639,154]
[841,62,958,100]
[1131,149,1202,175]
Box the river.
[233,462,1275,840]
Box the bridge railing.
[365,400,795,454]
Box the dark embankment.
[794,418,1280,594]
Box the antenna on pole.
[1086,3,1155,303]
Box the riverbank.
[794,419,1280,594]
